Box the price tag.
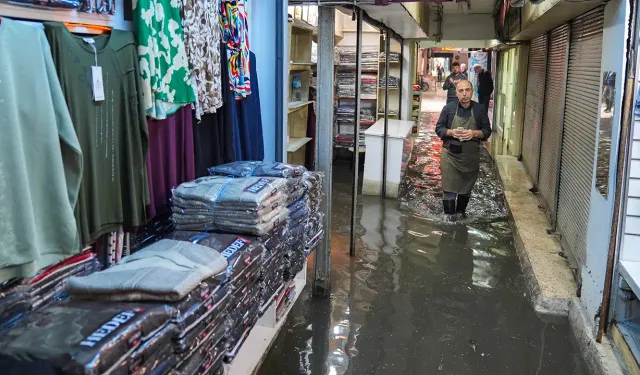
[92,66,105,102]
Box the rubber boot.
[456,195,470,218]
[442,199,456,215]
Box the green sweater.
[0,19,83,276]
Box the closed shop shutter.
[538,24,570,226]
[557,6,604,266]
[521,35,548,183]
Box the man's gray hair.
[473,64,483,70]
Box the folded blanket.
[173,176,287,209]
[208,161,306,178]
[66,240,228,302]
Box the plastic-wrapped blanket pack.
[0,250,101,332]
[171,176,289,236]
[0,301,174,375]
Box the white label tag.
[92,66,105,101]
[83,37,95,45]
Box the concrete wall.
[429,13,495,41]
[581,0,631,325]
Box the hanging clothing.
[0,19,83,276]
[182,0,223,119]
[147,106,196,218]
[220,0,251,99]
[234,52,264,161]
[134,0,195,119]
[193,42,236,177]
[45,23,150,246]
[218,39,243,161]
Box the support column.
[350,8,362,257]
[313,6,335,297]
[382,27,391,198]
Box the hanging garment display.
[147,106,196,218]
[134,0,196,119]
[182,0,223,119]
[45,22,150,246]
[0,19,83,275]
[220,0,251,99]
[234,52,265,161]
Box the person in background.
[443,62,468,104]
[435,80,491,218]
[473,64,494,114]
[460,63,467,75]
[603,71,616,113]
[437,64,443,83]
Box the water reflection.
[258,111,587,375]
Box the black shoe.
[442,199,456,215]
[456,195,470,217]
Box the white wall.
[581,0,631,324]
[428,13,495,41]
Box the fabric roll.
[147,106,196,218]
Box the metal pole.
[313,6,335,297]
[382,27,390,198]
[398,35,404,120]
[350,8,363,258]
[275,0,285,162]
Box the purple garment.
[146,106,196,218]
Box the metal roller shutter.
[557,7,604,266]
[522,35,548,184]
[538,24,570,226]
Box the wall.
[248,1,288,162]
[581,0,631,324]
[429,13,495,41]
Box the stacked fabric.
[361,74,378,100]
[171,176,289,236]
[379,51,400,63]
[338,47,378,71]
[334,134,355,148]
[0,301,175,375]
[336,71,356,98]
[379,75,400,89]
[166,231,266,364]
[208,161,307,206]
[0,250,101,332]
[361,107,376,123]
[303,172,325,255]
[378,108,400,117]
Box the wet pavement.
[258,95,588,375]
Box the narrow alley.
[258,92,588,375]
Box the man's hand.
[449,78,454,84]
[458,130,476,141]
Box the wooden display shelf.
[288,101,313,113]
[225,261,308,375]
[289,62,313,71]
[287,137,312,152]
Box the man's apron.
[440,106,481,195]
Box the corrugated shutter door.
[538,24,570,225]
[522,35,548,183]
[557,7,604,266]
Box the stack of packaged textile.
[336,71,356,98]
[334,133,354,148]
[379,51,400,63]
[0,250,101,332]
[361,73,378,100]
[379,75,400,89]
[171,176,289,236]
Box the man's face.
[456,81,473,104]
[474,66,482,74]
[452,65,459,74]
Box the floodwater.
[258,96,587,375]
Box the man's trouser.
[478,95,490,114]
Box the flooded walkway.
[258,93,587,375]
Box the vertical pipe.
[382,27,390,198]
[350,8,363,258]
[398,36,404,120]
[313,6,335,297]
[597,0,638,342]
[275,0,285,162]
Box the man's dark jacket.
[477,70,494,97]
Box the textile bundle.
[379,75,400,89]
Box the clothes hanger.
[64,22,111,35]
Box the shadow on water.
[258,112,587,375]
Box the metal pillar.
[313,6,335,297]
[382,27,391,198]
[349,8,363,258]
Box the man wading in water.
[435,80,492,218]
